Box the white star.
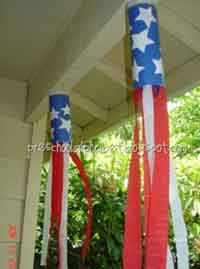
[153,58,164,75]
[62,105,70,116]
[51,107,59,120]
[132,29,154,53]
[134,61,144,82]
[136,7,157,28]
[59,118,71,132]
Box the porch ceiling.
[1,0,200,142]
[0,0,83,81]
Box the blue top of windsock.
[49,92,72,144]
[128,1,165,88]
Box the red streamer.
[145,87,170,269]
[51,148,64,269]
[123,120,142,269]
[70,151,93,268]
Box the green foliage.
[169,87,200,267]
[170,87,200,158]
[35,87,200,268]
[174,159,200,267]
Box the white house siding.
[0,78,32,269]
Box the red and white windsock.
[41,92,92,269]
[124,1,189,268]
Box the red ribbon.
[123,120,142,269]
[70,151,93,268]
[145,88,169,269]
[124,88,170,269]
[51,148,64,269]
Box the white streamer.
[142,85,155,180]
[170,161,189,269]
[167,246,174,269]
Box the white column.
[19,115,47,269]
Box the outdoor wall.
[0,78,32,269]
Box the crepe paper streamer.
[123,120,142,269]
[41,92,92,269]
[142,87,174,269]
[69,151,93,267]
[142,88,189,269]
[124,1,189,268]
[167,247,174,269]
[169,161,189,269]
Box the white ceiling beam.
[77,56,200,142]
[71,92,108,121]
[158,3,200,54]
[80,98,134,142]
[26,0,125,122]
[25,89,108,122]
[166,56,200,97]
[72,123,83,137]
[97,61,127,88]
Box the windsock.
[41,92,92,269]
[123,1,189,268]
